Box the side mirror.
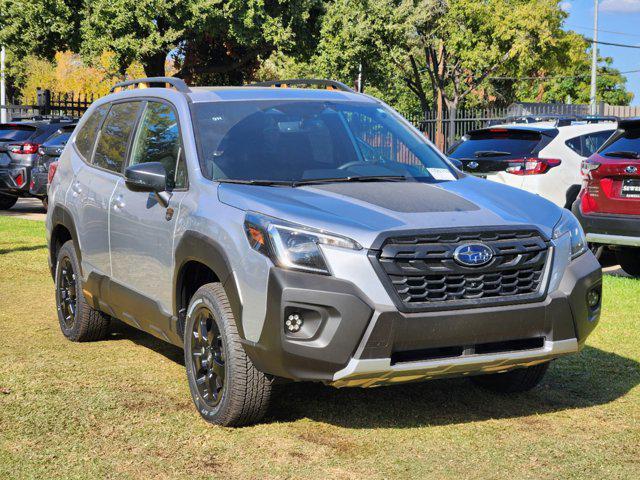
[124,162,170,207]
[125,162,167,192]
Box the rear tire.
[617,247,640,277]
[470,362,550,393]
[0,194,18,210]
[55,240,111,341]
[184,283,272,426]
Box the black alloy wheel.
[190,307,226,407]
[57,256,77,329]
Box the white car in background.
[448,117,616,208]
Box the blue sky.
[561,0,640,105]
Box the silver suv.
[46,77,602,426]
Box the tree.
[0,0,84,59]
[81,0,188,77]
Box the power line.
[566,23,640,39]
[489,69,640,81]
[584,37,640,49]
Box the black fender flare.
[173,230,244,338]
[49,204,82,278]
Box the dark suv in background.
[29,124,76,210]
[0,118,75,210]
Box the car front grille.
[370,228,551,311]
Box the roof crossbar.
[249,78,355,93]
[110,77,191,94]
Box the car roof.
[482,121,616,134]
[187,86,377,104]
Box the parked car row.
[0,118,76,211]
[449,116,639,277]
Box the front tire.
[184,283,272,427]
[470,362,550,393]
[617,247,640,277]
[55,240,110,341]
[0,194,18,210]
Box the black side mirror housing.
[125,162,167,192]
[125,162,171,207]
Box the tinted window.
[193,101,453,182]
[0,124,36,142]
[600,129,640,157]
[76,105,109,159]
[93,102,141,173]
[129,101,186,189]
[449,130,543,160]
[565,130,614,157]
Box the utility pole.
[357,63,363,93]
[590,0,599,115]
[1,46,6,123]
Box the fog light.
[285,313,303,333]
[587,289,600,309]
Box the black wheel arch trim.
[173,230,244,339]
[49,204,82,279]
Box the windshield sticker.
[427,168,456,181]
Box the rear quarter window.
[75,105,109,160]
[448,130,544,160]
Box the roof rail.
[249,78,355,93]
[110,77,191,94]
[575,115,619,124]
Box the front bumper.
[573,201,640,247]
[246,252,602,386]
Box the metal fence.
[1,89,93,121]
[405,102,640,152]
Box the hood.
[218,177,563,248]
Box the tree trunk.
[142,52,167,78]
[434,44,446,151]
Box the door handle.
[113,194,125,211]
[71,181,82,197]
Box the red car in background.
[573,118,640,277]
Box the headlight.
[244,212,362,274]
[553,210,587,260]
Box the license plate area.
[621,178,640,198]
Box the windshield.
[192,100,455,184]
[600,128,640,157]
[0,124,36,142]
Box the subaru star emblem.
[467,161,479,169]
[626,165,638,174]
[453,243,494,267]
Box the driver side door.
[108,100,188,337]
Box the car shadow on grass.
[0,243,47,255]
[105,322,639,428]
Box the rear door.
[109,99,188,325]
[70,101,141,276]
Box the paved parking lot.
[0,198,46,221]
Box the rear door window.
[93,102,142,173]
[75,105,109,160]
[0,124,36,142]
[129,101,186,189]
[448,130,543,160]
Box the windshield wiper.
[603,150,640,159]
[216,178,293,186]
[474,150,511,158]
[292,175,407,186]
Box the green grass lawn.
[0,216,638,480]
